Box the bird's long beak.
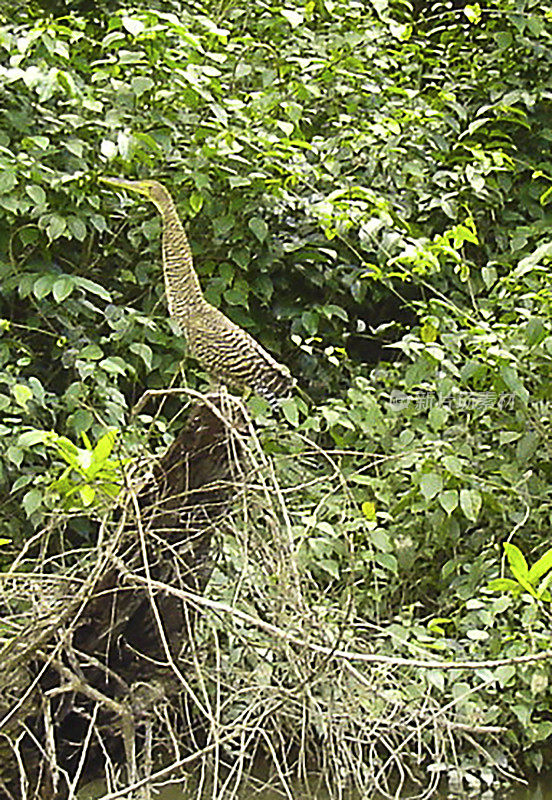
[99,176,149,196]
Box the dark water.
[506,778,552,800]
[81,773,552,799]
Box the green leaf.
[495,32,512,49]
[79,485,96,507]
[23,488,42,516]
[130,342,153,370]
[74,276,111,301]
[459,488,481,522]
[280,8,304,27]
[65,139,84,157]
[0,170,16,193]
[528,549,552,584]
[420,472,442,501]
[516,432,539,463]
[122,17,145,35]
[92,430,117,463]
[525,317,546,347]
[26,184,46,205]
[248,217,268,242]
[100,357,128,375]
[18,429,49,446]
[131,76,154,97]
[33,274,56,300]
[495,665,516,687]
[68,217,87,241]
[280,397,299,426]
[101,140,117,160]
[442,455,463,476]
[463,3,481,24]
[362,501,376,520]
[438,490,458,515]
[375,553,398,574]
[189,191,203,213]
[47,215,67,241]
[499,365,528,404]
[68,410,93,434]
[504,543,529,580]
[80,344,104,360]
[12,384,33,408]
[487,578,522,593]
[7,446,23,467]
[53,276,74,302]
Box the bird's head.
[99,177,172,210]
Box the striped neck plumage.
[153,190,205,322]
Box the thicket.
[0,0,551,797]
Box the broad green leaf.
[47,215,67,241]
[280,8,304,27]
[438,490,458,515]
[487,578,522,593]
[528,549,552,584]
[516,432,539,463]
[68,410,93,434]
[68,217,87,241]
[442,455,463,476]
[420,472,442,501]
[79,485,96,507]
[74,276,111,301]
[100,357,128,375]
[525,317,546,347]
[361,501,376,520]
[7,446,23,467]
[26,184,46,204]
[100,139,117,159]
[463,3,481,24]
[370,529,390,551]
[12,384,33,408]
[92,430,117,464]
[122,16,145,35]
[280,398,299,426]
[495,665,516,687]
[23,488,42,516]
[0,170,16,193]
[500,365,529,404]
[248,217,268,242]
[53,276,74,302]
[80,344,103,360]
[33,274,56,299]
[189,191,203,213]
[65,139,84,157]
[375,553,398,574]
[131,76,154,97]
[459,488,481,522]
[504,543,529,580]
[130,342,153,370]
[18,429,49,446]
[426,670,444,692]
[420,322,437,343]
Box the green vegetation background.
[0,0,552,788]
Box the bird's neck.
[158,195,205,323]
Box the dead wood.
[0,393,247,799]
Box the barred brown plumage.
[100,177,293,407]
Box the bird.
[99,177,294,408]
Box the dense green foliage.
[1,0,552,791]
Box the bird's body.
[100,177,293,406]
